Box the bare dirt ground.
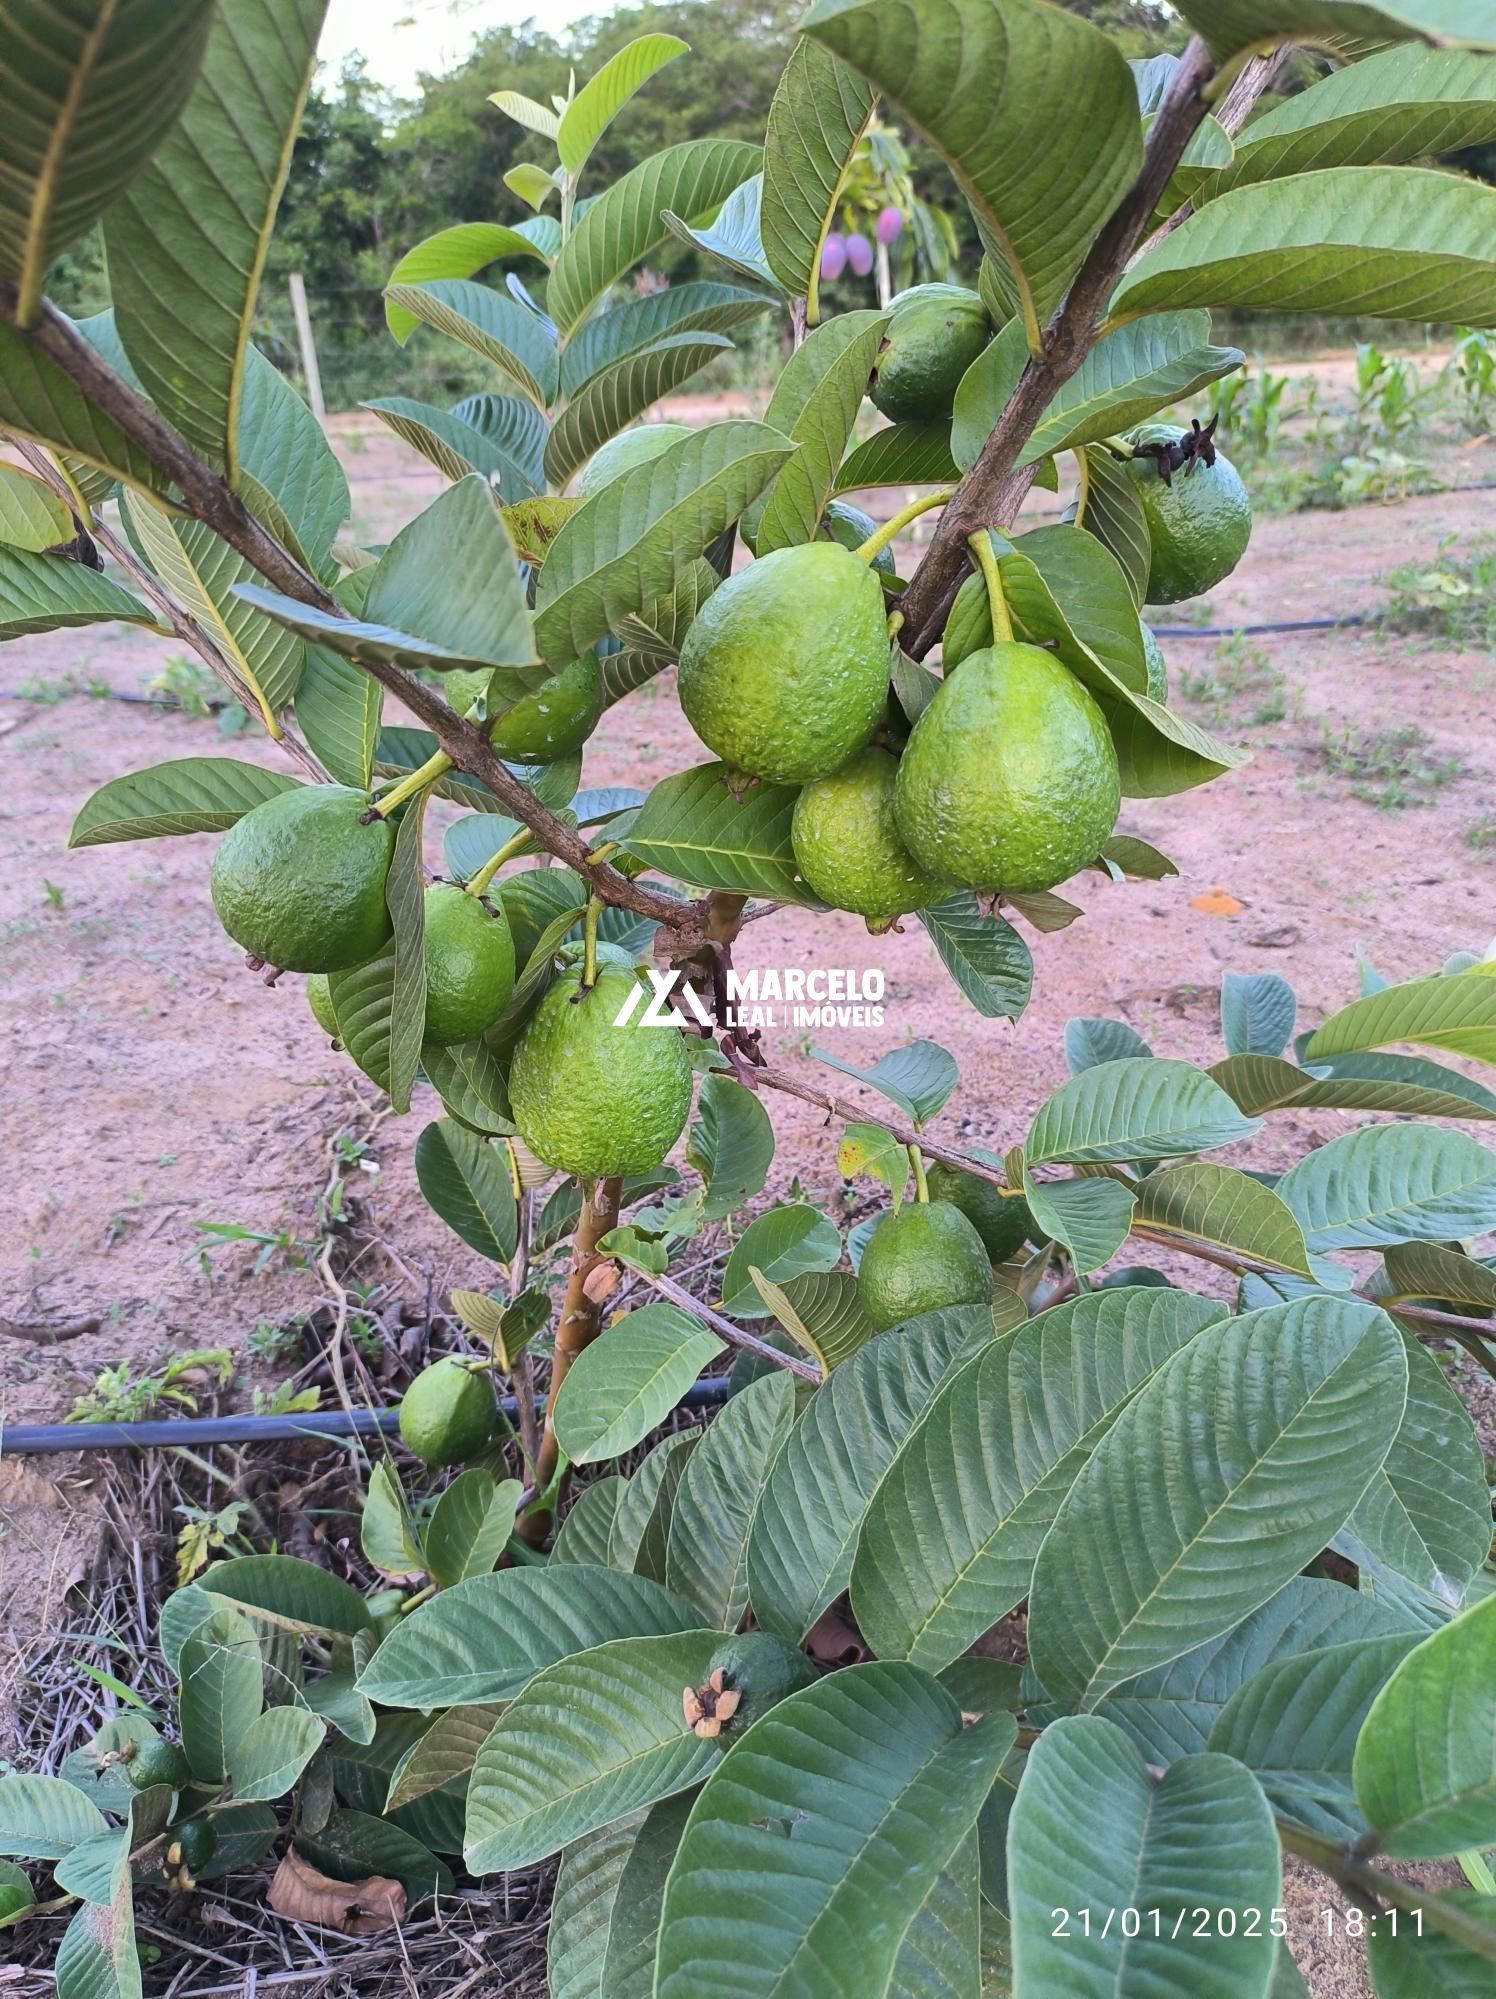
[1,355,1491,1994]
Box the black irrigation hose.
[1150,614,1368,639]
[1,1377,734,1457]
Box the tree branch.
[747,1062,1496,1351]
[1279,1821,1496,1965]
[0,285,707,944]
[640,1268,822,1384]
[896,36,1220,656]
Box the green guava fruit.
[126,1738,191,1793]
[1123,424,1252,604]
[488,653,603,763]
[422,883,515,1046]
[509,963,694,1178]
[577,422,692,495]
[398,1354,498,1467]
[924,1161,1034,1265]
[675,542,889,784]
[305,972,339,1040]
[1141,623,1169,702]
[696,1633,817,1735]
[857,1200,993,1332]
[166,1817,217,1874]
[211,785,395,973]
[791,747,949,927]
[895,642,1121,893]
[869,284,992,423]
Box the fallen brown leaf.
[267,1848,406,1934]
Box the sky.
[319,0,604,92]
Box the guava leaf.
[1170,1,1496,62]
[67,756,301,850]
[852,1288,1225,1671]
[0,316,171,504]
[355,1566,701,1709]
[465,1631,727,1871]
[1008,1720,1281,1998]
[1027,1057,1259,1166]
[0,545,145,642]
[1221,970,1297,1058]
[384,278,559,406]
[688,1073,776,1221]
[834,421,962,493]
[385,221,555,343]
[103,0,325,473]
[803,0,1141,346]
[424,1472,524,1589]
[1112,167,1496,329]
[751,309,889,554]
[561,283,772,396]
[656,1665,1013,1999]
[0,0,214,319]
[414,1119,517,1264]
[661,173,781,290]
[760,36,876,309]
[721,1206,842,1316]
[362,395,544,499]
[747,1309,990,1640]
[1028,1295,1408,1708]
[1133,1161,1313,1276]
[543,333,735,488]
[665,1373,797,1630]
[549,1815,645,1999]
[547,138,762,335]
[809,1039,959,1126]
[1064,1016,1152,1073]
[917,896,1033,1021]
[1075,443,1151,608]
[1354,1594,1496,1859]
[621,760,808,903]
[1212,46,1496,198]
[1305,969,1496,1066]
[1277,1122,1496,1254]
[0,1774,108,1861]
[533,421,793,664]
[557,34,689,178]
[554,1305,724,1464]
[123,494,304,735]
[749,1269,880,1375]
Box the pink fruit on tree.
[846,233,874,277]
[875,204,904,245]
[820,233,848,282]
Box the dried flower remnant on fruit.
[682,1667,743,1739]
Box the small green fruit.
[924,1161,1033,1265]
[685,1633,816,1738]
[895,642,1121,893]
[857,1200,993,1332]
[211,785,395,973]
[509,963,693,1178]
[820,497,896,577]
[1123,424,1252,604]
[791,747,949,927]
[305,972,339,1040]
[398,1355,498,1467]
[676,542,889,784]
[488,653,603,763]
[870,285,992,424]
[422,883,515,1046]
[577,423,692,495]
[126,1738,191,1793]
[167,1817,217,1874]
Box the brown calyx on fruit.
[682,1667,742,1739]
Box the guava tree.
[5,3,1496,1995]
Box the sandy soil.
[1,372,1491,1996]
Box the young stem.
[519,1175,623,1545]
[967,530,1015,645]
[854,486,958,566]
[374,749,452,817]
[581,899,600,987]
[463,829,531,899]
[1278,1821,1496,1963]
[908,1146,929,1203]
